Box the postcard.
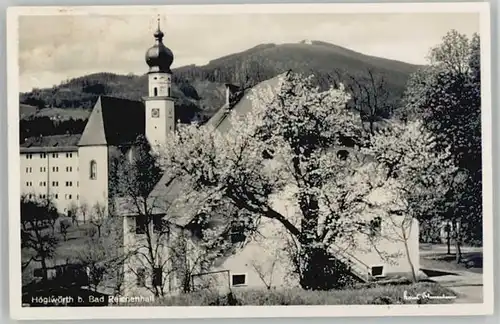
[6,2,493,320]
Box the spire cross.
[157,15,161,30]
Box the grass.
[22,218,94,285]
[122,282,456,306]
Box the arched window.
[90,160,97,180]
[154,87,158,96]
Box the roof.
[78,96,145,147]
[138,75,286,226]
[20,134,81,153]
[206,75,283,132]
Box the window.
[136,268,146,287]
[40,153,46,158]
[135,216,147,234]
[68,194,72,199]
[26,182,31,186]
[153,215,165,233]
[66,166,73,172]
[369,217,382,237]
[153,87,158,96]
[371,266,384,277]
[337,149,349,161]
[167,87,171,97]
[77,195,79,200]
[52,181,59,187]
[66,181,72,187]
[152,268,162,287]
[52,153,58,158]
[151,108,160,118]
[26,154,33,159]
[231,274,247,287]
[55,194,58,199]
[90,160,97,180]
[65,153,73,158]
[52,166,59,172]
[229,221,246,243]
[39,181,46,187]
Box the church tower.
[144,18,175,148]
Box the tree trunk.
[446,225,451,255]
[403,237,417,282]
[455,221,462,263]
[40,257,48,281]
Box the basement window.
[371,266,384,277]
[231,274,247,287]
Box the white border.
[7,2,493,320]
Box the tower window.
[151,108,160,118]
[90,160,97,180]
[154,87,158,96]
[167,88,171,97]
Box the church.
[20,20,420,297]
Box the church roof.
[78,96,145,147]
[20,134,81,153]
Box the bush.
[121,282,456,306]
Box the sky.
[18,12,480,92]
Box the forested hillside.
[20,40,420,138]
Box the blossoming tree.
[159,71,457,289]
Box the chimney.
[224,84,241,108]
[225,84,231,107]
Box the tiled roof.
[142,75,286,226]
[78,96,145,147]
[20,134,81,153]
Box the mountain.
[20,40,421,123]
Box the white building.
[20,135,80,215]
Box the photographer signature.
[404,290,457,301]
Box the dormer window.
[90,160,97,180]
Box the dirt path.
[425,270,483,304]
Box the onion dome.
[145,19,174,73]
